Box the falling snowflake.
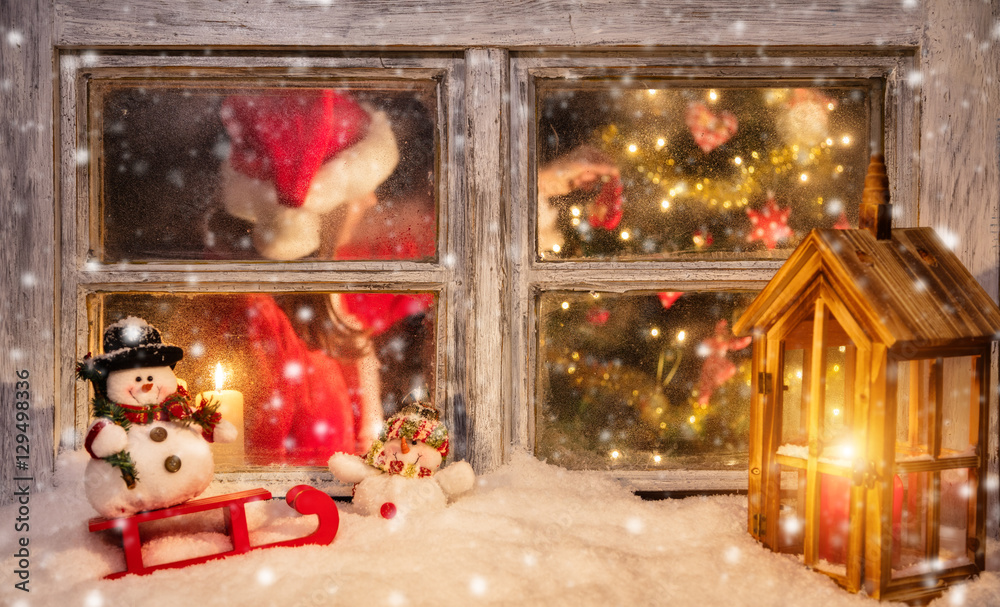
[256,567,277,586]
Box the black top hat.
[91,317,184,375]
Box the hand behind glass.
[537,145,620,200]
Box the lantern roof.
[734,227,1000,351]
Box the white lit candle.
[198,362,245,467]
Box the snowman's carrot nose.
[141,383,154,392]
[400,435,410,454]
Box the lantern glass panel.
[778,464,806,555]
[895,359,932,459]
[816,472,852,575]
[941,357,975,454]
[894,356,977,461]
[819,341,855,462]
[891,468,973,579]
[780,347,806,446]
[92,291,438,468]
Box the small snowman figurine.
[328,401,475,519]
[77,317,237,518]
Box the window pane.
[91,292,436,468]
[892,468,974,578]
[94,81,438,262]
[535,290,756,470]
[896,356,977,460]
[536,82,870,260]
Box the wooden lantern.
[734,156,1000,603]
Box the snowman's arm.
[328,452,381,485]
[84,418,128,459]
[434,460,475,498]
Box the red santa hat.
[220,89,399,260]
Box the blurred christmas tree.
[537,85,869,260]
[534,84,871,469]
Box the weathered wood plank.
[1,0,55,504]
[465,48,509,472]
[920,0,1000,544]
[54,1,923,49]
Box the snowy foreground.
[4,451,1000,607]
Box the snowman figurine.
[77,317,237,518]
[328,401,475,519]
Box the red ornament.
[833,212,851,230]
[589,176,624,230]
[696,320,753,405]
[587,307,611,325]
[686,102,738,153]
[89,485,339,579]
[746,197,793,249]
[380,502,398,519]
[692,229,714,250]
[657,292,684,310]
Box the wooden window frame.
[56,52,469,486]
[509,51,917,490]
[3,1,996,534]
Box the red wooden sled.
[88,485,339,579]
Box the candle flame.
[214,362,226,392]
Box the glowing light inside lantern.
[570,206,581,217]
[708,90,718,102]
[796,370,803,379]
[620,231,631,240]
[688,415,697,424]
[800,173,809,182]
[677,330,686,342]
[830,442,855,460]
[552,244,561,253]
[841,135,851,145]
[561,301,570,310]
[656,138,666,148]
[610,450,621,459]
[839,346,846,352]
[661,199,671,210]
[650,328,660,337]
[734,156,742,165]
[628,144,638,153]
[653,455,662,463]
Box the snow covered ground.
[3,451,999,607]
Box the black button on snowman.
[77,317,237,518]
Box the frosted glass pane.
[92,292,436,468]
[536,83,870,260]
[94,82,437,262]
[535,290,755,470]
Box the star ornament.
[746,197,793,249]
